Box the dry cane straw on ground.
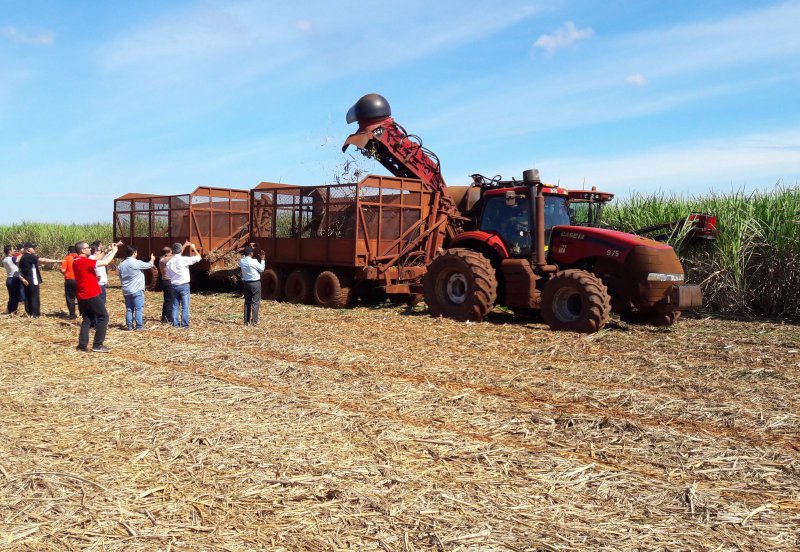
[0,275,799,550]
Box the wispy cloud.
[1,26,54,45]
[533,21,593,54]
[421,3,800,139]
[626,73,647,86]
[97,1,542,83]
[507,128,800,194]
[293,19,314,33]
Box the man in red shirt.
[60,245,79,319]
[73,240,119,353]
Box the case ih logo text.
[560,231,585,240]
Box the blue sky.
[1,0,799,223]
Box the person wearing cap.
[157,246,173,323]
[239,245,266,325]
[73,240,119,353]
[117,245,155,330]
[3,245,22,314]
[17,243,61,317]
[60,245,79,319]
[165,241,201,328]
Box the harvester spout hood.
[346,93,392,125]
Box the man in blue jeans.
[117,246,155,330]
[165,241,201,328]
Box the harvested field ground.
[1,276,799,551]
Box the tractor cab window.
[568,200,606,226]
[544,195,572,243]
[480,196,531,256]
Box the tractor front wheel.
[423,249,497,321]
[541,269,611,333]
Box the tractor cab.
[566,189,615,227]
[478,185,571,257]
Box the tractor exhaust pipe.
[523,169,558,274]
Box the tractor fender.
[450,231,509,262]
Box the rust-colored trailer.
[113,186,250,268]
[249,175,439,306]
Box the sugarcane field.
[1,277,798,550]
[4,3,800,550]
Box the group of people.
[2,240,267,353]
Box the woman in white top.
[3,245,22,314]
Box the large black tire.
[313,271,352,308]
[423,249,497,322]
[541,269,611,333]
[262,269,284,301]
[285,269,314,304]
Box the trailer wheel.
[314,271,352,308]
[262,269,284,301]
[541,270,611,333]
[423,248,497,321]
[285,269,314,304]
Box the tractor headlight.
[647,273,685,282]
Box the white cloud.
[293,19,314,32]
[1,26,54,45]
[97,1,542,81]
[533,21,593,54]
[626,73,647,87]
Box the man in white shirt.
[239,245,266,325]
[165,241,201,328]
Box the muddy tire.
[285,269,314,304]
[262,269,284,301]
[314,271,352,308]
[541,269,611,333]
[423,249,497,321]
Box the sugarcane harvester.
[343,94,702,331]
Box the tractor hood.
[548,225,674,266]
[553,225,671,250]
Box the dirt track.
[1,276,798,550]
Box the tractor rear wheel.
[541,269,611,333]
[262,269,284,301]
[423,248,497,321]
[314,271,352,308]
[285,269,314,304]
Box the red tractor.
[343,94,702,331]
